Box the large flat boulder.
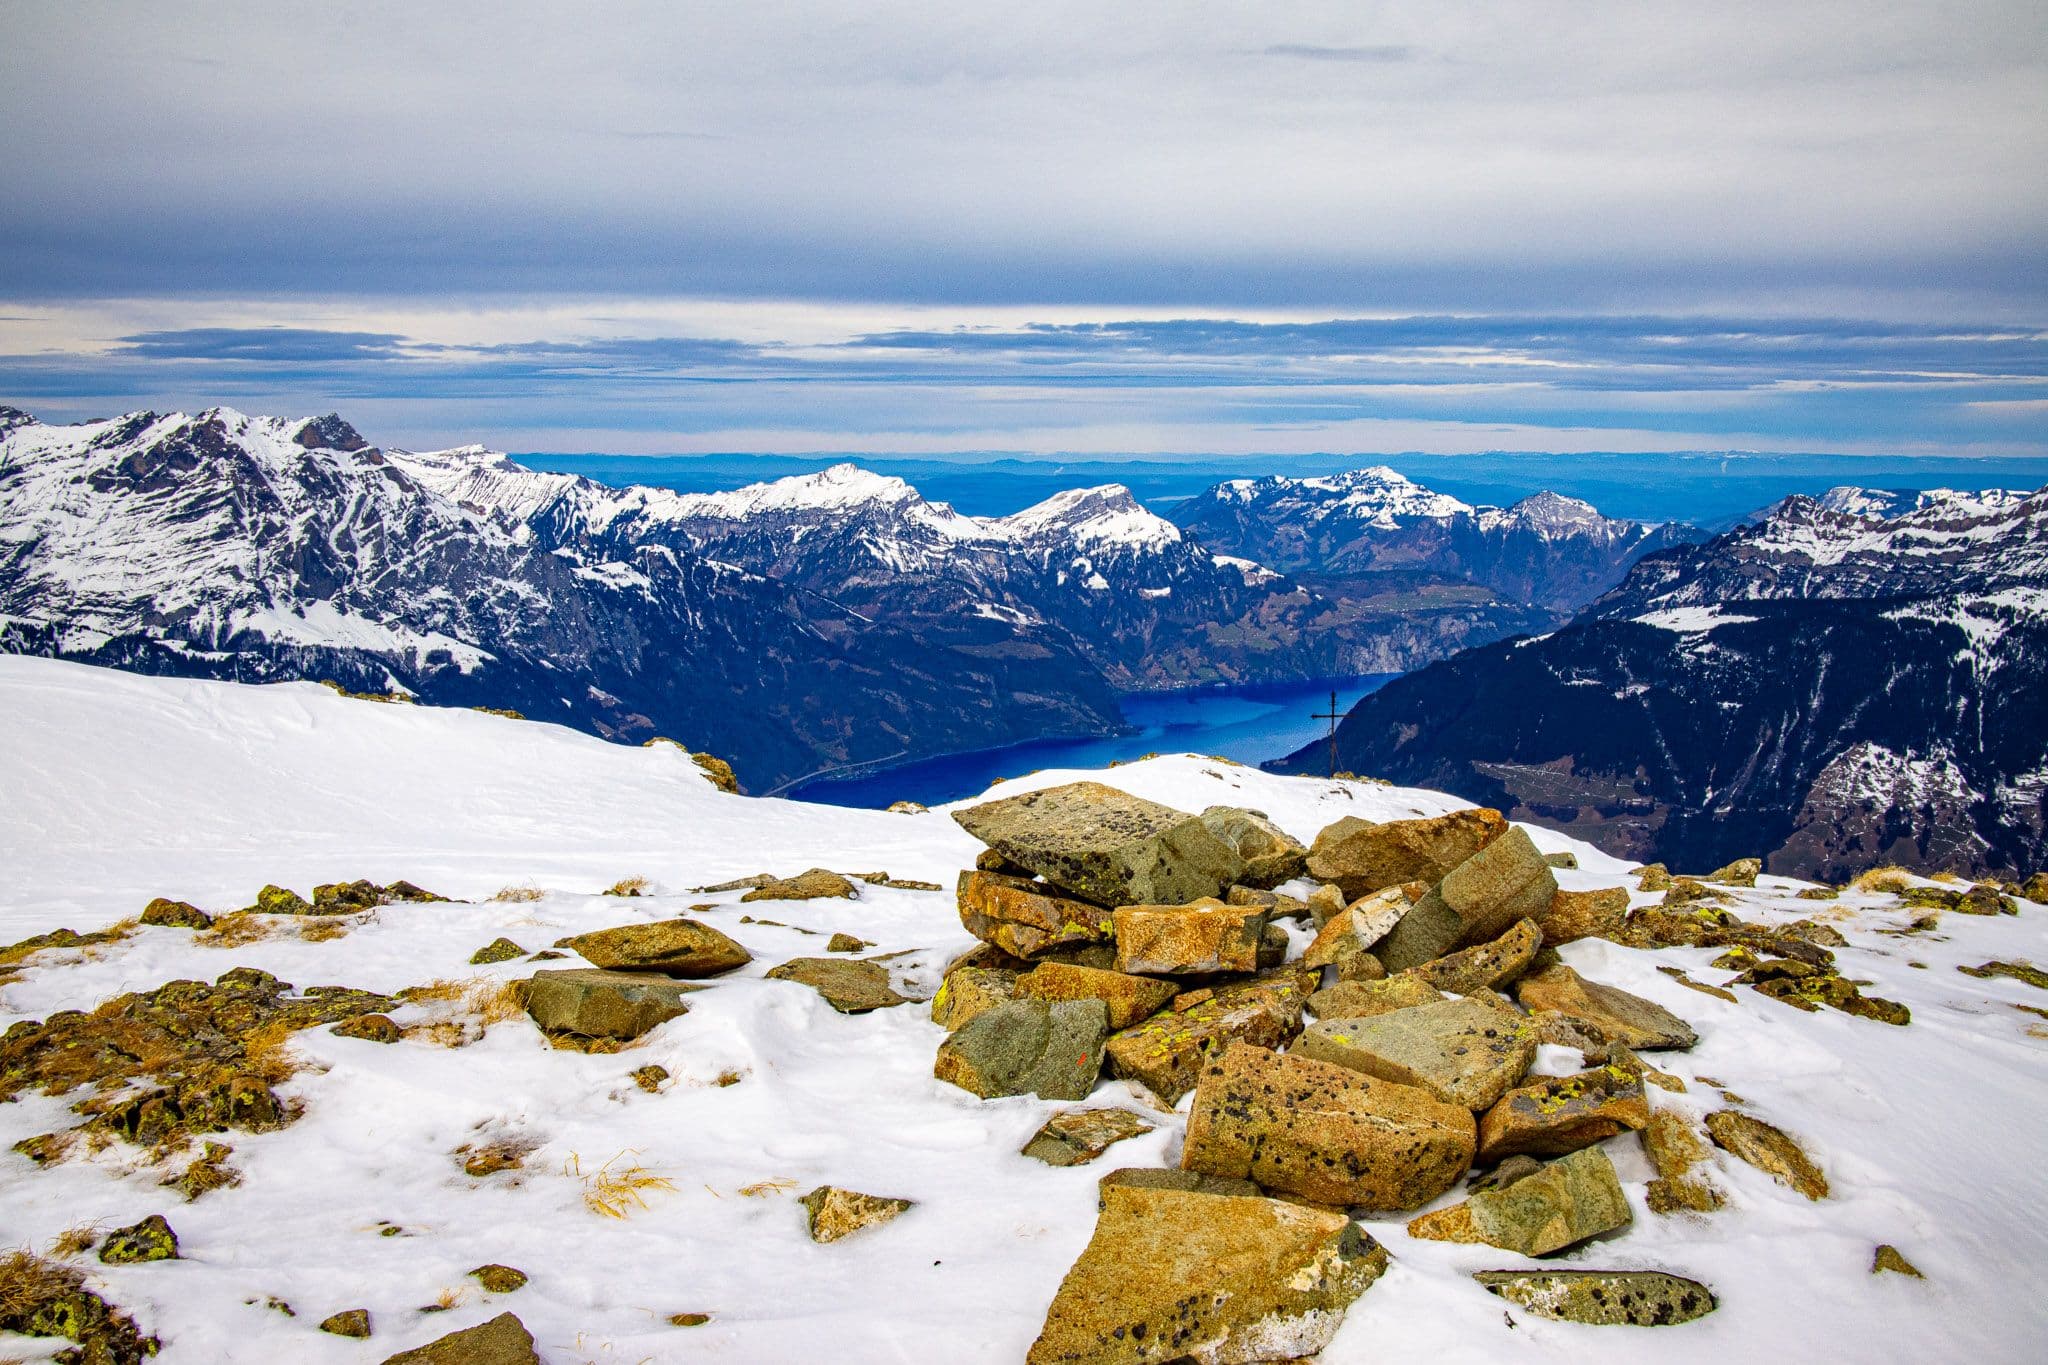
[1017,962,1177,1031]
[1307,974,1445,1022]
[1516,964,1699,1051]
[1181,1042,1475,1211]
[952,782,1243,907]
[557,918,751,978]
[1104,973,1304,1105]
[1111,900,1267,976]
[956,870,1117,959]
[1306,808,1507,899]
[1376,826,1557,973]
[1028,1184,1389,1364]
[764,958,908,1014]
[1407,917,1543,995]
[1476,1065,1650,1164]
[522,969,697,1043]
[1198,807,1308,890]
[934,998,1109,1101]
[1407,1144,1632,1256]
[1294,997,1538,1111]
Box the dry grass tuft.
[602,876,651,898]
[399,977,528,1048]
[566,1150,677,1219]
[297,915,359,943]
[1851,866,1917,895]
[714,1068,746,1088]
[47,1225,102,1259]
[429,1285,467,1312]
[198,911,284,948]
[737,1177,797,1198]
[491,884,545,904]
[0,1248,85,1320]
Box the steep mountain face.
[1174,468,1705,612]
[1275,489,2047,880]
[0,408,1119,790]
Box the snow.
[995,485,1184,550]
[233,603,496,674]
[3,655,2048,1363]
[1633,607,1762,634]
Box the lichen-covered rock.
[1302,888,1407,980]
[321,1309,372,1338]
[934,998,1110,1101]
[1474,1269,1717,1326]
[825,932,869,953]
[1705,1110,1828,1199]
[252,883,313,915]
[1954,885,2018,916]
[1226,884,1312,921]
[1407,1144,1631,1256]
[1104,973,1304,1105]
[1295,998,1537,1111]
[1477,1066,1649,1164]
[469,937,525,965]
[1112,900,1267,976]
[765,957,909,1014]
[1306,882,1348,928]
[0,1252,161,1362]
[1096,1166,1263,1204]
[558,918,751,977]
[1182,1042,1475,1211]
[523,968,697,1043]
[469,1265,528,1294]
[1018,961,1177,1031]
[333,1013,402,1044]
[801,1185,914,1243]
[1642,1109,1724,1213]
[1543,851,1580,869]
[952,781,1244,908]
[1614,901,1745,949]
[1516,964,1699,1050]
[1537,886,1631,945]
[931,963,1020,1031]
[1637,863,1672,891]
[1306,808,1507,900]
[312,879,388,913]
[98,1214,179,1264]
[957,870,1117,959]
[1027,1184,1389,1364]
[1408,918,1543,995]
[1872,1244,1924,1278]
[740,868,857,902]
[1308,974,1445,1022]
[141,897,212,929]
[1199,806,1308,890]
[1706,858,1762,887]
[690,750,739,793]
[1022,1108,1156,1167]
[1377,826,1557,974]
[1959,959,2048,990]
[1730,957,1911,1025]
[379,1312,541,1364]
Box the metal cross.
[1310,688,1344,779]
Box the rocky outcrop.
[951,782,1242,907]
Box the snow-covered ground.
[2,655,2046,1362]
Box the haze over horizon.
[2,1,2043,461]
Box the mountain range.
[1277,485,2046,880]
[0,406,1694,792]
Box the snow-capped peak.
[997,484,1182,549]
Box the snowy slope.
[3,656,2047,1363]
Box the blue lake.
[787,673,1399,810]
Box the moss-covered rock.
[468,937,525,965]
[333,1013,401,1044]
[1705,858,1762,887]
[690,750,739,793]
[252,883,313,915]
[1959,959,2048,990]
[379,1312,540,1364]
[469,1264,528,1293]
[141,897,212,930]
[98,1214,179,1264]
[558,918,750,977]
[1474,1269,1717,1326]
[321,1309,372,1338]
[1872,1244,1924,1278]
[1477,1065,1650,1164]
[0,1251,160,1363]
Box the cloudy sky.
[1,1,2043,457]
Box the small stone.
[1198,806,1308,889]
[934,998,1110,1101]
[1104,973,1304,1105]
[1642,1109,1724,1213]
[1017,961,1177,1031]
[1542,851,1580,869]
[1477,1066,1649,1164]
[1516,964,1699,1050]
[800,1185,913,1242]
[1705,1110,1828,1199]
[141,897,212,929]
[559,918,751,977]
[378,1312,541,1364]
[951,781,1244,907]
[1022,1108,1156,1166]
[98,1213,179,1264]
[1706,857,1762,887]
[739,868,858,902]
[1027,1184,1389,1364]
[1306,808,1508,899]
[469,937,525,965]
[886,800,928,814]
[930,964,1020,1031]
[670,1312,714,1326]
[1111,900,1267,975]
[956,871,1116,959]
[1377,826,1558,974]
[1181,1041,1476,1211]
[1474,1269,1717,1326]
[1306,882,1348,927]
[1872,1244,1924,1278]
[1227,884,1311,920]
[1295,998,1538,1111]
[523,968,698,1044]
[321,1309,372,1338]
[1637,863,1672,891]
[631,1065,669,1093]
[1537,886,1630,945]
[1407,1144,1631,1256]
[330,1012,401,1044]
[1408,917,1543,995]
[765,957,909,1013]
[1309,974,1446,1021]
[825,932,869,953]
